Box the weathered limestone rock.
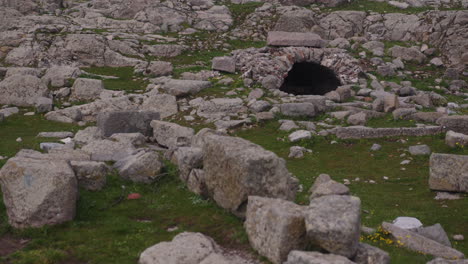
[336,126,444,139]
[284,251,356,264]
[0,157,77,228]
[408,145,431,155]
[81,133,145,162]
[37,131,74,138]
[97,111,160,137]
[144,61,173,77]
[429,153,468,193]
[35,97,53,113]
[353,243,390,264]
[151,121,195,148]
[383,94,399,113]
[445,130,468,148]
[279,103,316,118]
[437,116,468,134]
[347,112,368,126]
[245,196,306,264]
[42,66,81,88]
[305,195,361,258]
[171,147,203,182]
[70,78,104,101]
[143,44,187,57]
[114,150,163,184]
[156,78,212,97]
[382,222,464,259]
[309,174,349,199]
[140,94,178,119]
[202,134,298,216]
[212,56,236,73]
[289,130,312,142]
[0,74,50,106]
[139,232,226,264]
[70,161,109,191]
[267,31,328,47]
[73,127,102,145]
[414,224,451,247]
[389,46,426,64]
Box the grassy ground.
[0,114,252,264]
[235,120,468,263]
[1,110,466,263]
[80,67,148,93]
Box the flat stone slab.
[382,222,464,260]
[267,31,328,48]
[37,131,74,138]
[336,126,445,139]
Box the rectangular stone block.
[97,111,160,137]
[267,31,328,48]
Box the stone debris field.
[0,0,467,263]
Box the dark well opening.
[279,62,341,95]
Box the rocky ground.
[0,0,467,263]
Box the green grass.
[1,172,250,264]
[0,113,82,168]
[366,114,417,128]
[0,114,251,264]
[81,67,148,93]
[235,120,468,263]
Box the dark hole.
[280,62,341,95]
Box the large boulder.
[42,66,81,88]
[429,153,468,193]
[0,74,50,106]
[139,232,250,264]
[212,56,236,73]
[445,131,468,148]
[389,46,426,64]
[114,150,164,184]
[244,196,306,264]
[70,78,104,101]
[0,157,77,228]
[305,195,361,258]
[140,94,178,119]
[151,121,195,148]
[97,111,160,137]
[202,134,298,216]
[437,115,468,134]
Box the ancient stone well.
[279,62,341,95]
[232,47,362,91]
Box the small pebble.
[16,137,22,142]
[453,234,465,241]
[383,176,389,180]
[167,226,179,232]
[400,160,411,165]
